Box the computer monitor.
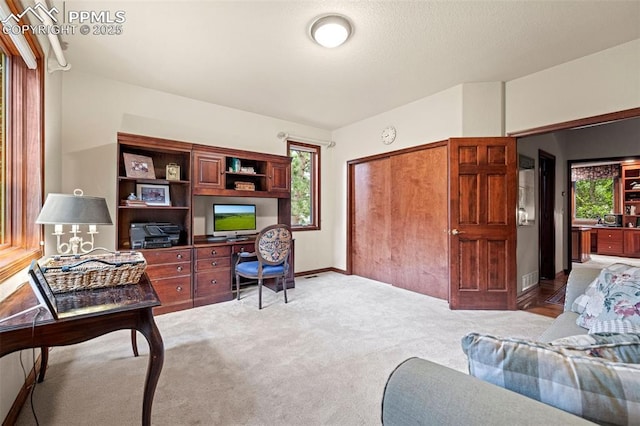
[212,204,257,237]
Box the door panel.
[449,137,517,310]
[390,146,449,299]
[352,158,393,284]
[487,174,508,224]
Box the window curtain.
[571,164,621,181]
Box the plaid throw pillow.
[590,320,640,335]
[461,332,640,425]
[550,332,640,363]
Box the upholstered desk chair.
[235,224,292,309]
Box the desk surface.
[0,275,160,331]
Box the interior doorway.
[538,150,556,280]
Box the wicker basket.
[40,249,147,293]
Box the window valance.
[571,164,621,181]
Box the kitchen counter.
[571,225,640,258]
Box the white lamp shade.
[36,191,112,225]
[310,15,352,48]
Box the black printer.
[130,222,182,249]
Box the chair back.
[255,224,292,266]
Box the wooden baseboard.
[516,284,540,310]
[2,352,42,426]
[295,267,347,277]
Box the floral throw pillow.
[576,264,640,329]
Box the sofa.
[382,266,640,425]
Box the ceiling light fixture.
[309,14,353,48]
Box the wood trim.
[295,267,347,277]
[287,141,321,231]
[516,283,540,310]
[118,133,289,162]
[346,140,449,166]
[0,57,44,282]
[2,352,43,426]
[508,108,640,137]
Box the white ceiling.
[51,1,640,130]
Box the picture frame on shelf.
[136,183,171,206]
[166,163,181,181]
[123,153,156,179]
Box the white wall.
[562,118,640,161]
[59,71,334,273]
[462,82,505,136]
[506,39,640,133]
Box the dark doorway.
[539,150,556,279]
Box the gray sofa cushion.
[382,357,593,425]
[538,311,587,343]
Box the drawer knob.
[240,247,245,252]
[211,261,217,267]
[210,279,217,285]
[211,250,217,255]
[177,253,183,259]
[177,266,183,272]
[176,286,183,292]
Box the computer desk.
[0,274,163,426]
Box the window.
[0,52,5,244]
[288,141,320,230]
[571,164,619,221]
[0,34,44,282]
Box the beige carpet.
[16,272,553,425]
[573,254,640,270]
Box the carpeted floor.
[16,272,553,425]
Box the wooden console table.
[0,274,163,426]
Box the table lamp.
[36,188,112,255]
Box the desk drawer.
[153,276,192,305]
[599,242,623,255]
[597,229,624,255]
[146,262,191,280]
[196,246,231,259]
[195,269,231,295]
[143,248,191,265]
[196,257,231,272]
[233,243,255,254]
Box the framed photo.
[123,153,156,179]
[137,183,171,206]
[166,163,181,181]
[28,260,58,319]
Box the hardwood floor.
[519,272,567,318]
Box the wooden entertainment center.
[117,133,293,314]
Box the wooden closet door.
[390,146,449,299]
[351,158,393,284]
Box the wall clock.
[381,126,397,145]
